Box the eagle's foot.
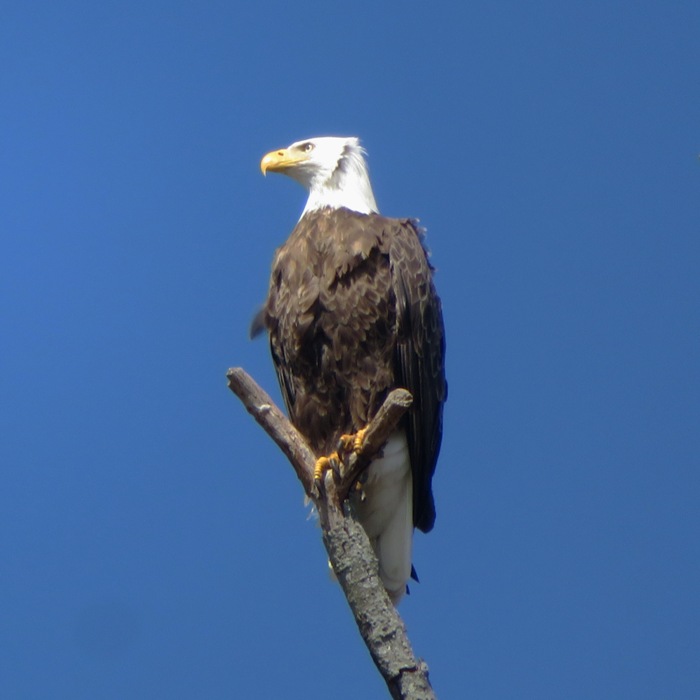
[313,452,340,486]
[353,427,368,453]
[354,478,367,501]
[338,427,368,456]
[338,433,355,453]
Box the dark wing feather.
[270,336,296,419]
[264,245,299,421]
[390,220,447,533]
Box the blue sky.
[2,2,699,697]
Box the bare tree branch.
[227,367,437,700]
[226,367,316,497]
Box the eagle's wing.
[271,338,296,419]
[264,249,298,421]
[390,220,447,533]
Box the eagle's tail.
[354,431,414,604]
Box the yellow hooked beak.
[260,147,310,175]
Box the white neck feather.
[301,141,379,217]
[303,184,378,216]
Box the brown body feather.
[261,207,446,533]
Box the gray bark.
[227,367,436,699]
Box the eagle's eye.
[300,142,314,153]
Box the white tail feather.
[352,431,413,603]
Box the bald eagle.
[253,137,446,603]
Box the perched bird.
[253,136,446,602]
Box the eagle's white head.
[260,136,379,217]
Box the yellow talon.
[314,452,339,483]
[314,456,329,483]
[353,476,367,501]
[339,427,368,455]
[353,428,368,453]
[338,434,355,453]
